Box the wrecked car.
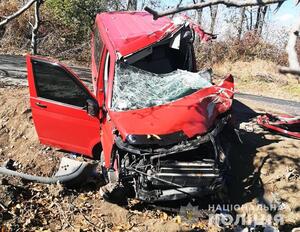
[25,12,235,202]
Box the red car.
[26,12,234,202]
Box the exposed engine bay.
[102,114,233,203]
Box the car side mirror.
[86,99,99,117]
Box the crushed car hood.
[109,75,234,140]
[97,12,178,57]
[97,12,211,57]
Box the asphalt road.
[0,54,299,115]
[0,54,91,87]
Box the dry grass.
[213,59,300,101]
[196,32,288,69]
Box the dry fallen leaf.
[174,215,181,224]
[160,212,168,221]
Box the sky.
[269,0,300,28]
[144,0,300,46]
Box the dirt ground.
[0,86,299,231]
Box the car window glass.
[94,26,103,72]
[32,60,91,108]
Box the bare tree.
[127,0,138,11]
[249,6,254,30]
[254,6,262,30]
[145,0,300,77]
[192,0,205,45]
[237,7,246,39]
[30,0,43,54]
[209,5,218,34]
[0,0,38,27]
[0,0,43,54]
[244,7,252,31]
[114,0,127,10]
[254,6,268,35]
[193,0,204,30]
[196,8,203,25]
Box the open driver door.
[26,55,101,158]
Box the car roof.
[96,11,177,57]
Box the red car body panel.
[26,56,101,157]
[101,118,115,167]
[110,75,234,139]
[96,12,176,57]
[257,114,300,139]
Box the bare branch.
[279,67,300,76]
[31,0,42,54]
[0,0,38,27]
[279,20,300,76]
[145,0,286,19]
[176,0,184,8]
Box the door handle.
[35,102,47,108]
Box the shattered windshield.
[111,63,212,111]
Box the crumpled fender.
[257,113,300,139]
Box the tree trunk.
[31,0,41,55]
[209,5,218,34]
[254,6,261,31]
[192,0,203,25]
[237,7,246,40]
[254,6,268,35]
[257,6,267,35]
[196,8,203,25]
[127,0,138,11]
[249,6,253,30]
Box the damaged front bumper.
[115,114,230,156]
[114,114,231,202]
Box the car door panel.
[26,55,101,157]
